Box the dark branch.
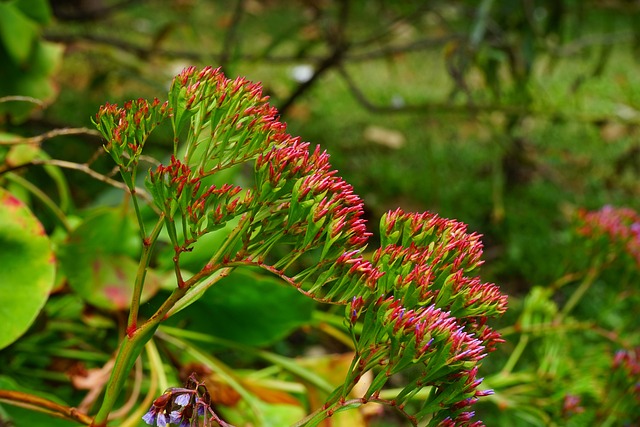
[277,0,351,117]
[219,0,246,71]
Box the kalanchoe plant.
[576,205,640,266]
[604,347,640,424]
[90,66,507,426]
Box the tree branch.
[277,0,351,116]
[0,390,92,425]
[0,127,101,145]
[336,65,640,125]
[219,0,246,71]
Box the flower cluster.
[561,394,584,418]
[599,347,640,424]
[611,347,640,398]
[94,98,168,170]
[100,66,376,295]
[576,205,640,266]
[612,347,640,376]
[146,155,251,242]
[142,374,231,427]
[96,66,508,426]
[248,137,372,300]
[169,66,287,172]
[335,209,507,425]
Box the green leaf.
[168,269,315,347]
[169,84,193,139]
[63,208,141,257]
[58,209,160,310]
[65,254,161,310]
[0,3,38,64]
[28,38,63,76]
[0,38,63,122]
[6,143,41,167]
[0,188,55,350]
[14,0,52,24]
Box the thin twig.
[0,127,102,145]
[219,0,245,71]
[52,0,146,21]
[553,31,635,56]
[278,0,350,116]
[0,390,93,425]
[33,159,129,190]
[43,30,461,64]
[0,96,45,106]
[0,158,158,211]
[336,65,640,124]
[109,358,143,420]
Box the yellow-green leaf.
[0,188,55,350]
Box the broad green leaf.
[0,38,63,122]
[0,188,55,350]
[58,209,160,310]
[64,254,161,310]
[168,269,315,347]
[14,0,52,24]
[62,208,140,257]
[6,143,41,167]
[0,3,38,64]
[30,38,63,75]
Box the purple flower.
[156,413,168,427]
[141,405,168,427]
[142,393,173,426]
[141,409,156,425]
[174,393,191,406]
[169,410,190,427]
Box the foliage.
[0,188,55,350]
[476,205,640,426]
[0,0,63,122]
[0,1,640,426]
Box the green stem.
[127,216,165,332]
[91,320,159,426]
[130,187,147,240]
[162,215,185,286]
[166,267,234,316]
[207,213,252,265]
[119,341,162,427]
[92,260,227,425]
[560,259,602,318]
[501,334,529,375]
[119,166,146,239]
[291,405,329,427]
[42,159,72,213]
